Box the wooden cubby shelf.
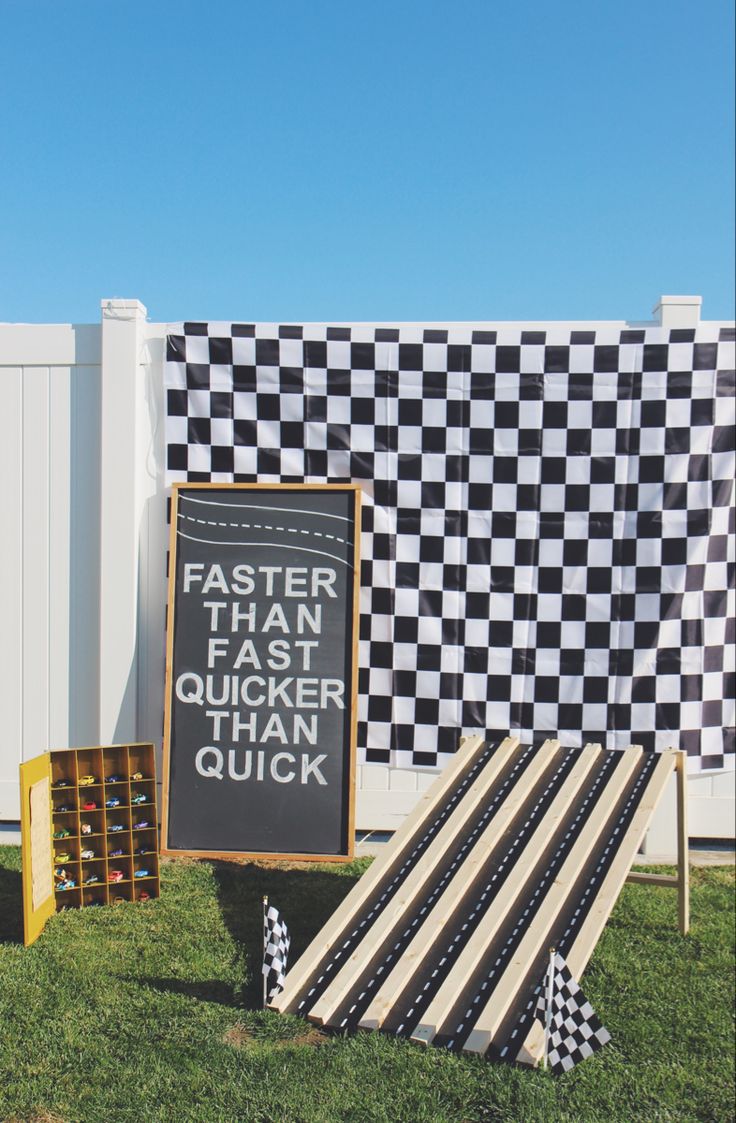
[47,743,161,913]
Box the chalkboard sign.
[162,484,361,860]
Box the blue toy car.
[134,869,149,878]
[105,796,121,808]
[108,823,124,833]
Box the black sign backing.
[162,484,360,860]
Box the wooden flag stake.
[263,896,269,1010]
[543,947,555,1071]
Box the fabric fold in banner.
[263,903,290,1002]
[535,951,611,1074]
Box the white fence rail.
[0,298,733,851]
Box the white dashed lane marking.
[180,513,350,546]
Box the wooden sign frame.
[161,483,361,862]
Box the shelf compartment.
[102,745,130,783]
[110,886,134,905]
[75,747,104,788]
[82,887,108,907]
[134,885,158,902]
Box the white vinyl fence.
[0,298,733,852]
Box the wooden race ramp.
[270,736,685,1067]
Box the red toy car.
[108,869,124,883]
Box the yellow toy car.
[78,775,97,786]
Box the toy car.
[78,775,97,786]
[105,796,121,808]
[130,792,147,804]
[80,823,93,835]
[54,803,74,813]
[109,846,125,857]
[105,774,122,784]
[108,823,124,833]
[108,869,124,883]
[53,828,71,839]
[133,820,151,830]
[52,779,71,789]
[137,890,151,901]
[54,851,72,863]
[130,771,144,781]
[112,895,126,905]
[84,873,100,885]
[57,879,76,890]
[80,848,95,859]
[134,846,151,855]
[82,800,98,810]
[134,869,149,878]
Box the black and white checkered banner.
[164,321,735,773]
[535,951,611,1074]
[263,903,290,1002]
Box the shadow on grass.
[0,865,23,944]
[211,860,364,1007]
[134,975,244,1006]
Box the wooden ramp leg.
[676,750,690,937]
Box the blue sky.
[1,0,733,325]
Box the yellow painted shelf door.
[20,754,55,946]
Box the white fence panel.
[0,366,24,817]
[0,325,101,818]
[0,303,733,848]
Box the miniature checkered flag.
[262,900,290,1004]
[536,951,611,1074]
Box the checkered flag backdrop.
[164,321,735,773]
[263,902,290,1003]
[535,951,611,1074]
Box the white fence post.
[98,299,148,743]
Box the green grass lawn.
[0,848,733,1123]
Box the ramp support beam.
[625,750,689,936]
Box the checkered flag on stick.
[262,897,290,1006]
[536,949,611,1074]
